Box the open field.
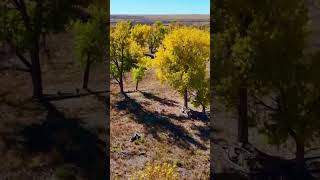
[110,14,210,25]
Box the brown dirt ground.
[211,97,320,179]
[0,32,107,180]
[110,70,210,179]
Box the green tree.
[131,66,145,91]
[213,0,256,144]
[251,0,316,174]
[213,0,309,145]
[72,5,107,89]
[191,77,210,114]
[110,20,144,94]
[154,27,209,109]
[131,56,151,91]
[0,0,84,98]
[214,0,317,176]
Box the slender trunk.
[238,87,248,144]
[82,55,91,89]
[29,45,43,99]
[184,89,188,109]
[296,138,305,175]
[42,33,50,60]
[135,80,139,91]
[202,105,206,114]
[119,74,124,94]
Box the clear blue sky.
[111,0,210,15]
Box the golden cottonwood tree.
[131,24,152,49]
[110,20,144,94]
[154,27,210,109]
[131,22,168,54]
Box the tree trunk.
[238,87,248,144]
[135,80,139,91]
[29,47,43,99]
[295,138,305,176]
[184,89,188,109]
[119,75,124,94]
[82,55,91,89]
[42,33,50,60]
[202,105,206,114]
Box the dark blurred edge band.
[210,0,214,179]
[100,0,110,179]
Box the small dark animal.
[129,133,141,142]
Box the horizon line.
[110,13,210,16]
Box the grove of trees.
[110,20,210,114]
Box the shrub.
[135,162,178,180]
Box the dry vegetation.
[0,32,107,180]
[110,69,210,179]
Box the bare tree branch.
[252,95,278,112]
[6,39,31,70]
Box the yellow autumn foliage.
[153,27,210,95]
[134,162,179,180]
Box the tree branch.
[6,39,31,70]
[16,52,31,70]
[253,95,278,112]
[12,0,31,30]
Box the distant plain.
[110,14,210,25]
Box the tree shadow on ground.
[249,153,316,180]
[140,91,178,107]
[214,142,317,180]
[2,99,107,179]
[186,109,209,122]
[43,89,109,102]
[114,96,207,150]
[212,173,248,180]
[191,124,210,142]
[85,88,108,106]
[165,113,189,121]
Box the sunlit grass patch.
[134,162,179,180]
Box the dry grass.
[110,70,210,179]
[0,32,107,179]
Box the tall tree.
[213,0,256,144]
[154,27,209,109]
[213,0,309,144]
[251,0,317,175]
[214,0,318,177]
[72,5,107,89]
[110,21,144,94]
[0,0,84,98]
